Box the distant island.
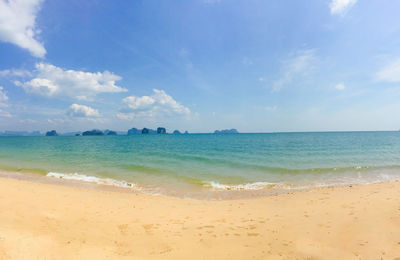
[214,129,239,134]
[127,127,185,135]
[104,130,117,135]
[45,130,58,136]
[82,129,104,136]
[0,127,240,136]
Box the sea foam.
[206,181,281,191]
[46,172,138,189]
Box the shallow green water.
[1,132,400,198]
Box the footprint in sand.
[198,225,215,229]
[142,224,154,235]
[247,233,259,237]
[118,224,129,235]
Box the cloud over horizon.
[16,63,127,100]
[67,104,100,118]
[0,109,11,118]
[0,0,46,57]
[118,89,191,120]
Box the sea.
[1,131,400,199]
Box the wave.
[205,181,285,191]
[45,171,289,193]
[46,172,139,189]
[203,169,400,191]
[44,165,400,196]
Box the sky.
[1,0,400,133]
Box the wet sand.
[0,176,400,259]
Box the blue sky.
[1,0,400,133]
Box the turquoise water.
[1,132,400,198]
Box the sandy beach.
[0,176,400,259]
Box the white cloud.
[0,86,8,101]
[330,0,357,16]
[115,112,134,120]
[17,63,127,100]
[47,118,65,124]
[0,86,8,107]
[265,106,277,111]
[335,83,345,90]
[272,49,317,91]
[118,89,191,120]
[19,119,37,123]
[0,69,31,77]
[0,0,46,57]
[0,109,11,118]
[376,58,400,83]
[67,104,100,118]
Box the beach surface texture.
[0,176,399,259]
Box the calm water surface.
[1,132,400,199]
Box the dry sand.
[0,176,400,259]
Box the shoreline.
[1,170,301,200]
[1,169,397,201]
[1,174,400,258]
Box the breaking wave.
[46,172,139,189]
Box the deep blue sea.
[1,132,400,199]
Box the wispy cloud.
[265,106,277,111]
[0,0,46,57]
[329,0,358,16]
[0,69,31,78]
[0,86,8,107]
[0,109,12,118]
[272,49,317,92]
[0,85,11,119]
[254,105,277,112]
[376,57,400,83]
[335,83,345,90]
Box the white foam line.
[46,172,139,189]
[206,181,281,191]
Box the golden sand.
[0,176,400,259]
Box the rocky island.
[157,127,166,134]
[45,130,58,136]
[104,130,117,135]
[214,129,239,134]
[82,129,104,136]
